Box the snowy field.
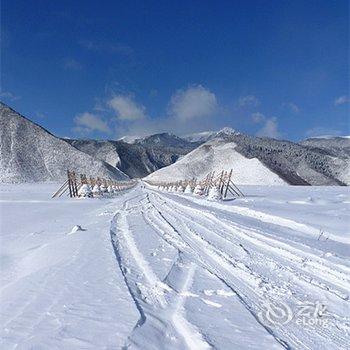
[0,183,349,349]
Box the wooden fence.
[144,169,244,199]
[52,170,137,198]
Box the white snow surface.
[146,139,287,185]
[1,183,349,349]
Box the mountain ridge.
[146,132,350,186]
[1,102,349,185]
[65,133,199,178]
[0,103,129,183]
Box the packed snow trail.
[110,196,210,349]
[109,188,284,349]
[110,184,349,349]
[1,183,349,349]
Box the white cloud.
[75,84,225,138]
[256,117,281,139]
[108,95,146,121]
[283,102,300,113]
[63,58,83,70]
[334,95,349,106]
[168,85,217,121]
[73,112,110,134]
[238,95,260,108]
[251,112,266,123]
[0,91,20,101]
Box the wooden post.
[219,170,224,195]
[224,169,233,199]
[205,171,213,194]
[230,177,244,197]
[67,170,73,198]
[52,179,69,198]
[73,172,79,197]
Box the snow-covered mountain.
[0,103,128,183]
[66,133,198,179]
[117,135,140,144]
[300,136,350,158]
[146,130,350,185]
[183,127,240,143]
[135,132,197,148]
[1,103,349,185]
[182,130,218,143]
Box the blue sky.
[1,0,349,140]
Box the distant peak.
[217,127,240,136]
[153,132,177,138]
[183,128,241,143]
[117,135,141,144]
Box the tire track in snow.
[166,192,350,245]
[141,195,291,350]
[144,192,349,350]
[110,195,211,350]
[154,194,350,300]
[165,254,213,350]
[148,194,350,348]
[153,192,350,293]
[158,189,350,270]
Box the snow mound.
[184,184,193,194]
[207,186,222,201]
[92,184,101,195]
[177,185,184,193]
[146,139,287,185]
[78,184,92,197]
[69,225,86,234]
[194,184,205,196]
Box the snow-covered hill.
[146,129,350,185]
[146,138,287,185]
[0,103,128,183]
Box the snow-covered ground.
[0,183,349,349]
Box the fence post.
[224,169,233,199]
